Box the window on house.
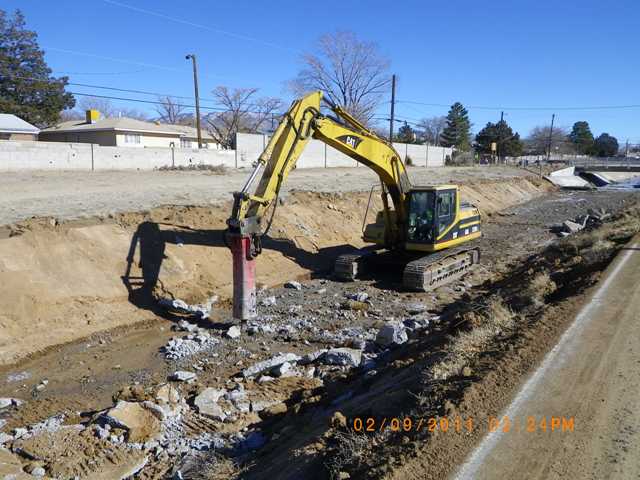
[124,133,141,144]
[180,138,192,149]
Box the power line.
[68,91,286,116]
[396,99,640,111]
[44,46,229,80]
[102,0,299,54]
[53,69,147,76]
[4,74,283,110]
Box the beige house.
[0,114,39,140]
[40,111,216,148]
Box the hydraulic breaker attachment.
[228,232,257,321]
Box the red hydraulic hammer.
[228,232,257,320]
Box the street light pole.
[185,54,202,149]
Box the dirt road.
[454,235,640,480]
[0,166,531,225]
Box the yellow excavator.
[227,91,481,320]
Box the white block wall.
[0,140,235,171]
[0,134,452,171]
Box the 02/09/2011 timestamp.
[349,416,575,434]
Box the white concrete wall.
[0,140,235,171]
[0,135,452,171]
[236,133,450,169]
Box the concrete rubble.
[552,210,608,237]
[158,295,218,320]
[242,353,301,378]
[322,348,362,367]
[226,325,242,339]
[260,296,277,306]
[104,400,162,442]
[376,321,409,347]
[163,332,220,360]
[284,280,302,290]
[194,388,227,421]
[0,398,22,410]
[169,371,197,382]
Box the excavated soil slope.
[0,177,551,365]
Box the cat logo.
[336,135,363,150]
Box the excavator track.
[403,246,480,291]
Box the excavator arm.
[227,91,410,320]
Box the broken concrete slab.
[563,219,584,233]
[347,292,369,302]
[271,361,292,377]
[242,353,301,378]
[545,167,592,189]
[104,401,161,442]
[224,388,251,413]
[284,281,302,290]
[226,325,241,339]
[299,349,328,365]
[376,321,408,347]
[322,348,362,367]
[194,388,227,421]
[169,371,197,382]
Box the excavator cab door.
[406,190,436,244]
[435,189,456,237]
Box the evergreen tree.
[593,133,619,157]
[440,102,471,151]
[395,122,416,143]
[568,121,595,154]
[475,120,523,158]
[0,9,74,126]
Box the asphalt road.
[454,235,640,479]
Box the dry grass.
[157,163,228,174]
[325,430,386,479]
[523,271,557,307]
[431,297,516,381]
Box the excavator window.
[407,191,436,243]
[437,190,456,235]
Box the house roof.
[162,124,215,140]
[41,117,182,136]
[0,114,39,134]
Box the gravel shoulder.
[0,166,533,226]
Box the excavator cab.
[407,187,458,244]
[405,185,481,253]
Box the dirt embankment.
[0,177,551,366]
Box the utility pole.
[185,54,202,149]
[389,74,396,142]
[625,139,629,157]
[498,111,504,163]
[546,113,555,163]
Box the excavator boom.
[227,91,409,320]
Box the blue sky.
[5,0,639,142]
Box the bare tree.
[77,96,117,117]
[74,96,148,120]
[205,86,283,149]
[155,96,186,124]
[117,107,149,121]
[289,31,390,124]
[417,116,447,145]
[524,125,572,155]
